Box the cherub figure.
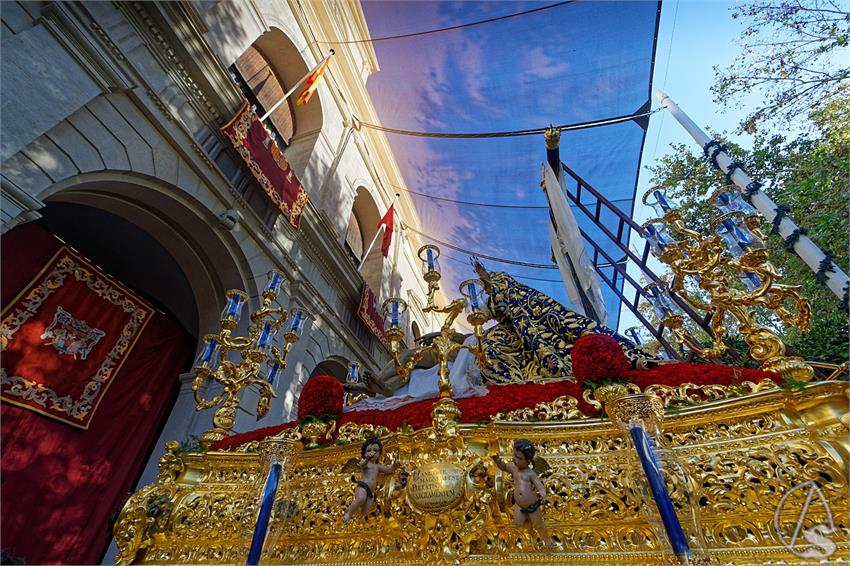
[492,438,555,550]
[342,436,399,523]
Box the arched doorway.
[0,173,253,565]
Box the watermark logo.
[774,480,836,559]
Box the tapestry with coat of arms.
[220,102,309,229]
[0,247,154,428]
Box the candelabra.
[640,185,813,381]
[379,246,489,432]
[193,271,307,448]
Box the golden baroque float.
[113,380,849,565]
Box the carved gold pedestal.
[114,382,849,565]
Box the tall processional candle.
[246,459,282,565]
[629,423,692,560]
[222,289,248,323]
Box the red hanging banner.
[1,247,154,429]
[221,102,309,229]
[358,284,391,350]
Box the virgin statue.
[344,265,659,413]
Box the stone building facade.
[1,1,433,560]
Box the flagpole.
[259,50,334,122]
[359,227,384,270]
[656,90,849,301]
[358,194,399,270]
[391,194,401,296]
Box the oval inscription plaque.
[407,462,466,513]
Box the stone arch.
[309,355,350,383]
[349,185,384,289]
[38,172,254,335]
[347,186,381,257]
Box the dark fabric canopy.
[363,1,662,329]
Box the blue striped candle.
[629,424,692,560]
[246,461,282,565]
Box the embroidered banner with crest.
[358,284,391,350]
[220,102,309,229]
[1,248,154,429]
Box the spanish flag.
[296,53,332,106]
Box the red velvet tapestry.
[2,247,154,429]
[220,102,309,229]
[1,223,194,565]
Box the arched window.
[347,187,383,290]
[230,45,296,147]
[411,320,421,342]
[344,210,363,263]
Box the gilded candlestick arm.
[640,185,814,381]
[191,271,307,449]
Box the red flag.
[379,205,395,258]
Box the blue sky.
[361,1,766,334]
[621,0,764,333]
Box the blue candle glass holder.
[221,289,249,324]
[382,297,408,330]
[418,244,441,282]
[642,223,675,258]
[346,361,361,385]
[264,270,285,297]
[256,321,278,354]
[710,185,758,216]
[642,186,678,217]
[264,362,282,387]
[286,309,305,336]
[194,334,221,371]
[643,281,680,321]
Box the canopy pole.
[656,90,849,301]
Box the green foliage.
[646,96,849,366]
[713,0,850,131]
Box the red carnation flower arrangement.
[571,333,631,386]
[297,375,344,420]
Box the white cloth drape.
[344,335,488,412]
[543,161,608,325]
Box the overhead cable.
[319,1,575,45]
[403,224,558,269]
[398,185,636,210]
[353,108,661,139]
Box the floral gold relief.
[114,382,849,565]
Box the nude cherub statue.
[492,438,555,550]
[342,436,399,523]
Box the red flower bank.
[212,341,779,451]
[297,375,344,420]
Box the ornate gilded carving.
[114,382,849,564]
[493,394,590,421]
[641,202,814,381]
